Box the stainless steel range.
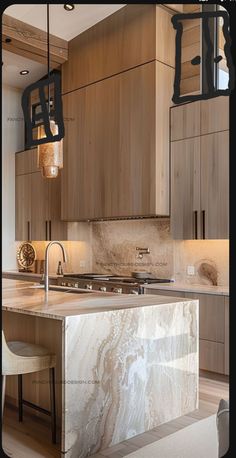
[57,273,173,295]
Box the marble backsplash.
[91,219,229,286]
[25,219,228,287]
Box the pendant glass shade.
[37,120,63,178]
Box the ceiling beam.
[2,14,68,68]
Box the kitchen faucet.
[44,241,67,292]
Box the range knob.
[99,286,107,292]
[74,283,79,288]
[112,287,122,294]
[85,284,92,290]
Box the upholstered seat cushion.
[2,337,56,376]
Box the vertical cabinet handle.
[202,210,205,239]
[27,221,31,241]
[49,221,52,241]
[194,211,198,239]
[45,221,48,241]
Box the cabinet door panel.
[30,172,48,241]
[171,138,200,239]
[48,177,67,240]
[224,296,229,375]
[200,131,229,239]
[170,101,200,141]
[15,174,31,241]
[186,292,225,343]
[200,96,229,135]
[62,63,156,220]
[199,340,224,374]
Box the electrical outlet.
[187,265,195,276]
[80,260,85,268]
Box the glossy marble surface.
[2,279,196,319]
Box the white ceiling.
[5,4,126,41]
[2,50,48,89]
[3,4,126,89]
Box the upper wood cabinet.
[171,97,229,239]
[61,61,174,221]
[171,96,229,141]
[200,96,229,135]
[62,5,174,94]
[171,102,200,141]
[15,150,67,241]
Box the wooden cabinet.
[199,340,225,374]
[15,174,31,241]
[171,100,229,240]
[62,5,174,94]
[171,138,200,239]
[224,296,229,375]
[62,61,173,221]
[15,150,67,241]
[200,96,229,135]
[170,96,229,142]
[171,102,200,141]
[145,288,229,375]
[200,131,229,239]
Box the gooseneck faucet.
[44,241,67,292]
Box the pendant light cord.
[47,4,50,118]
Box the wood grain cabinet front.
[15,150,67,241]
[62,61,173,221]
[15,174,32,241]
[171,102,229,240]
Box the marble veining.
[63,300,198,457]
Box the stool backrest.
[2,330,19,376]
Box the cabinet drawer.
[199,340,224,374]
[170,101,200,141]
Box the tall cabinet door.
[15,174,31,241]
[48,177,68,240]
[61,62,157,220]
[30,172,49,241]
[200,131,229,239]
[171,137,200,239]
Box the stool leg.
[18,374,23,422]
[49,367,56,443]
[2,375,6,416]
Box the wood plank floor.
[2,374,229,458]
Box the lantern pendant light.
[37,4,63,179]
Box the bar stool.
[2,331,57,443]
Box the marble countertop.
[2,278,196,320]
[144,282,229,296]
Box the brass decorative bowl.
[16,242,36,271]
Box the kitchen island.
[2,279,199,458]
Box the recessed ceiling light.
[20,70,29,75]
[64,4,75,11]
